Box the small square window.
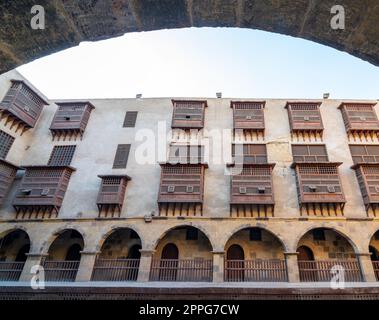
[168,186,175,193]
[309,185,317,192]
[186,186,194,193]
[239,187,247,194]
[258,187,265,194]
[313,229,326,241]
[41,188,49,196]
[186,228,198,240]
[249,228,262,241]
[327,186,336,193]
[185,115,191,119]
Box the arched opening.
[151,226,213,282]
[297,228,362,282]
[0,229,30,281]
[224,227,287,282]
[91,228,142,282]
[44,229,84,282]
[369,230,379,281]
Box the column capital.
[139,249,155,256]
[212,250,225,255]
[284,252,299,256]
[25,252,48,258]
[80,250,100,255]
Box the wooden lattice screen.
[158,164,206,217]
[48,145,76,166]
[0,159,19,206]
[231,101,265,129]
[230,164,275,218]
[12,166,75,219]
[349,145,379,164]
[293,163,346,216]
[50,102,95,140]
[0,80,48,134]
[171,100,207,129]
[291,145,329,162]
[339,103,379,140]
[168,145,205,164]
[0,130,15,159]
[285,102,323,140]
[96,175,131,218]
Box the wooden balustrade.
[224,260,287,282]
[0,261,25,281]
[91,259,140,281]
[298,260,362,282]
[42,260,80,282]
[372,261,379,281]
[149,259,213,282]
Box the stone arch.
[0,228,31,262]
[293,226,360,254]
[41,227,86,255]
[97,224,145,252]
[222,224,288,252]
[1,2,379,73]
[152,223,215,252]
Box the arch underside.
[1,0,378,74]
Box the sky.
[17,27,379,100]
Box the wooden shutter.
[231,101,265,130]
[113,144,131,169]
[232,144,267,164]
[286,102,323,131]
[123,111,138,127]
[349,145,379,164]
[292,145,328,162]
[0,130,15,159]
[48,145,76,166]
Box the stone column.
[356,252,377,282]
[137,249,155,282]
[75,251,99,282]
[212,251,225,283]
[19,252,47,283]
[284,252,300,283]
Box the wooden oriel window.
[0,130,15,159]
[0,159,19,206]
[113,144,131,169]
[168,145,205,163]
[292,162,346,216]
[291,145,329,162]
[50,102,95,140]
[96,174,131,218]
[12,165,76,219]
[123,111,138,127]
[338,103,379,138]
[171,100,207,129]
[230,101,265,131]
[232,144,267,164]
[158,164,206,217]
[0,80,48,133]
[48,145,76,166]
[349,145,379,164]
[285,102,323,137]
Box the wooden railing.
[298,260,362,282]
[224,260,287,282]
[372,261,379,281]
[0,261,25,281]
[91,259,140,281]
[43,260,80,282]
[150,259,213,282]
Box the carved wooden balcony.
[230,164,275,218]
[171,100,207,129]
[50,102,95,140]
[96,174,131,218]
[158,163,207,217]
[352,163,379,216]
[0,159,20,206]
[338,103,379,140]
[285,102,323,140]
[231,101,265,140]
[12,165,76,219]
[0,80,48,134]
[291,162,346,216]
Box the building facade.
[0,69,379,298]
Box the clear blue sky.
[17,27,379,100]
